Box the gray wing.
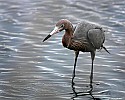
[87,28,105,49]
[73,21,102,39]
[73,21,105,49]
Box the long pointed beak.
[43,34,51,42]
[43,27,59,42]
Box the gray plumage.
[43,19,110,89]
[73,21,105,50]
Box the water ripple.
[0,0,125,100]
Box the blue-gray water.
[0,0,125,100]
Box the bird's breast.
[68,40,85,51]
[67,39,95,52]
[62,33,94,52]
[62,33,72,48]
[62,37,68,48]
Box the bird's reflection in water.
[71,77,102,100]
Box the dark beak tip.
[42,38,46,42]
[42,40,45,42]
[43,38,46,42]
[43,34,51,42]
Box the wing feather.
[87,28,105,49]
[72,21,105,50]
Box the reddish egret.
[43,19,109,87]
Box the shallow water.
[0,0,125,100]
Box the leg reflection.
[71,77,77,97]
[71,77,96,100]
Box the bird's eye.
[60,24,64,28]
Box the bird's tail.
[101,45,110,54]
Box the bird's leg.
[90,51,95,89]
[72,51,79,86]
[71,51,79,96]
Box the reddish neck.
[62,25,74,48]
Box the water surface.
[0,0,125,100]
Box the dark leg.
[71,51,79,96]
[72,51,79,85]
[90,51,95,88]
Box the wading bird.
[43,19,109,88]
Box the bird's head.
[43,19,71,42]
